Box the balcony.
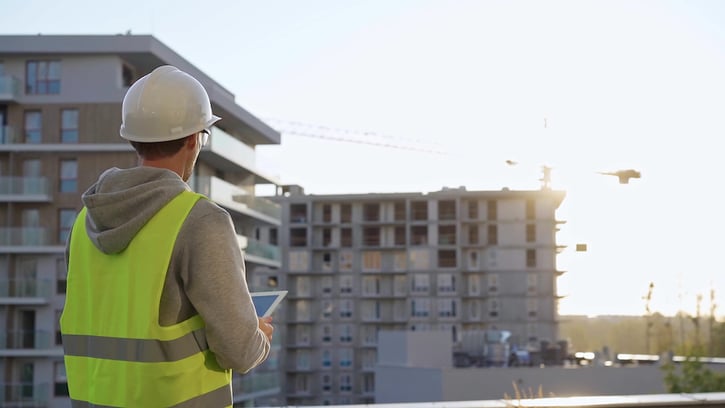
[232,372,280,403]
[0,74,21,102]
[0,382,50,408]
[0,227,63,253]
[244,238,281,268]
[0,279,51,305]
[200,126,280,185]
[0,330,59,357]
[0,125,18,144]
[0,177,51,202]
[233,193,281,222]
[194,176,280,226]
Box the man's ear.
[186,133,198,149]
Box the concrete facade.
[0,34,282,408]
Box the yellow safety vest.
[60,191,232,407]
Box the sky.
[2,0,725,318]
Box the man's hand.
[258,316,274,342]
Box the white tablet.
[251,290,287,317]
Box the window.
[468,225,479,245]
[322,350,332,367]
[487,274,499,293]
[26,60,61,94]
[321,252,332,272]
[393,201,406,220]
[488,224,498,245]
[339,324,353,343]
[340,203,352,223]
[24,110,41,143]
[339,348,353,367]
[363,203,379,221]
[394,226,406,246]
[362,276,379,296]
[321,276,332,295]
[339,374,352,392]
[322,204,332,222]
[526,249,537,267]
[411,274,429,293]
[296,350,310,370]
[526,223,536,243]
[58,209,76,244]
[438,200,456,220]
[438,249,457,268]
[295,375,309,392]
[60,109,79,143]
[438,299,457,317]
[321,374,332,393]
[527,298,538,318]
[394,276,407,296]
[363,227,380,246]
[321,300,333,319]
[410,225,427,246]
[296,325,310,345]
[437,274,456,294]
[467,250,479,270]
[54,362,68,397]
[488,298,499,318]
[340,227,352,247]
[411,298,430,317]
[322,228,332,247]
[290,228,307,247]
[467,201,478,219]
[339,299,353,318]
[467,275,480,295]
[56,258,67,294]
[269,228,278,245]
[438,225,456,245]
[321,325,332,343]
[362,251,381,271]
[290,204,307,223]
[487,200,497,220]
[59,159,77,192]
[411,201,427,220]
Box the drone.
[598,169,641,184]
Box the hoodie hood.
[81,167,190,254]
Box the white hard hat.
[120,65,220,143]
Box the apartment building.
[0,35,283,408]
[272,185,566,405]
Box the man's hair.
[130,136,190,160]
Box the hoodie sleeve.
[173,201,270,373]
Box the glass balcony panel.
[0,227,50,246]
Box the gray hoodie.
[66,166,270,373]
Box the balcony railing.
[0,125,19,144]
[0,279,51,298]
[0,228,50,246]
[233,194,281,220]
[0,382,49,408]
[245,239,281,262]
[232,372,280,401]
[0,330,53,350]
[0,177,50,198]
[0,74,21,101]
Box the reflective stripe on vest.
[61,191,232,408]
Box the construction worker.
[60,65,273,407]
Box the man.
[60,65,273,407]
